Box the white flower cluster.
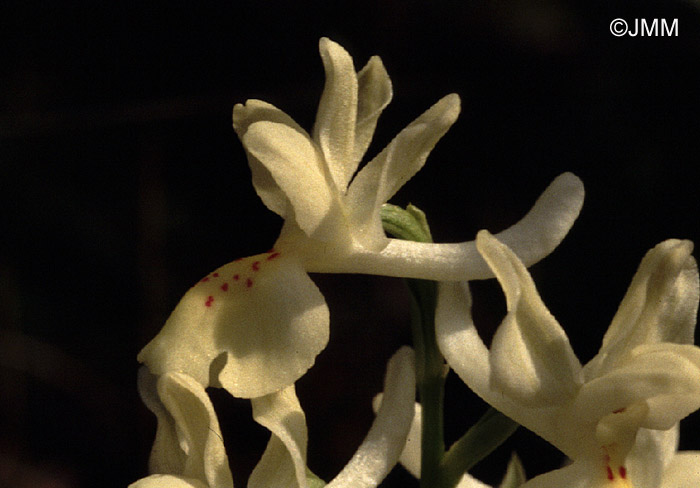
[130,39,700,488]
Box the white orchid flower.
[437,231,700,487]
[129,347,416,488]
[138,37,585,399]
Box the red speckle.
[205,296,214,307]
[233,274,240,281]
[613,407,626,414]
[619,467,627,479]
[234,257,243,262]
[606,466,614,481]
[213,272,219,277]
[246,278,253,288]
[267,252,281,260]
[200,277,210,283]
[220,283,229,291]
[252,261,260,271]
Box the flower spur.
[138,37,585,399]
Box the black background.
[2,1,700,486]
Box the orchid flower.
[130,347,416,488]
[436,231,700,487]
[138,36,585,399]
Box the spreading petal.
[249,385,308,488]
[354,55,392,165]
[138,252,329,398]
[572,343,700,431]
[326,347,416,488]
[243,121,342,241]
[585,239,699,379]
[345,93,461,251]
[313,37,358,191]
[232,99,307,219]
[135,370,234,488]
[476,230,583,407]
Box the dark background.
[2,1,700,486]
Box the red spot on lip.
[246,278,253,288]
[619,467,627,479]
[233,274,239,281]
[613,407,626,414]
[212,272,219,277]
[251,261,260,271]
[606,466,614,481]
[200,277,210,283]
[267,252,281,260]
[220,283,229,291]
[205,296,214,307]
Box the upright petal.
[313,38,358,191]
[138,252,329,399]
[326,347,416,488]
[249,386,308,488]
[243,121,343,241]
[137,371,234,488]
[345,94,460,251]
[233,99,308,219]
[476,231,583,407]
[354,55,392,165]
[585,239,699,379]
[436,280,578,457]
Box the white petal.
[312,38,358,191]
[519,460,593,488]
[249,385,308,488]
[129,474,209,488]
[585,239,699,379]
[243,121,342,240]
[354,55,392,165]
[307,173,584,280]
[436,281,578,458]
[137,368,187,474]
[138,252,329,398]
[145,373,234,488]
[476,231,583,407]
[345,94,460,251]
[372,396,422,478]
[626,427,679,488]
[326,347,416,488]
[661,452,700,488]
[573,343,700,431]
[232,99,308,219]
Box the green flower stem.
[439,408,519,488]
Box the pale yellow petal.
[345,94,460,251]
[586,239,698,379]
[661,452,700,488]
[249,385,308,488]
[476,231,583,407]
[327,347,415,488]
[243,121,341,240]
[354,55,392,165]
[138,252,329,398]
[312,37,358,191]
[129,474,209,488]
[233,99,308,219]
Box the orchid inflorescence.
[130,39,700,488]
